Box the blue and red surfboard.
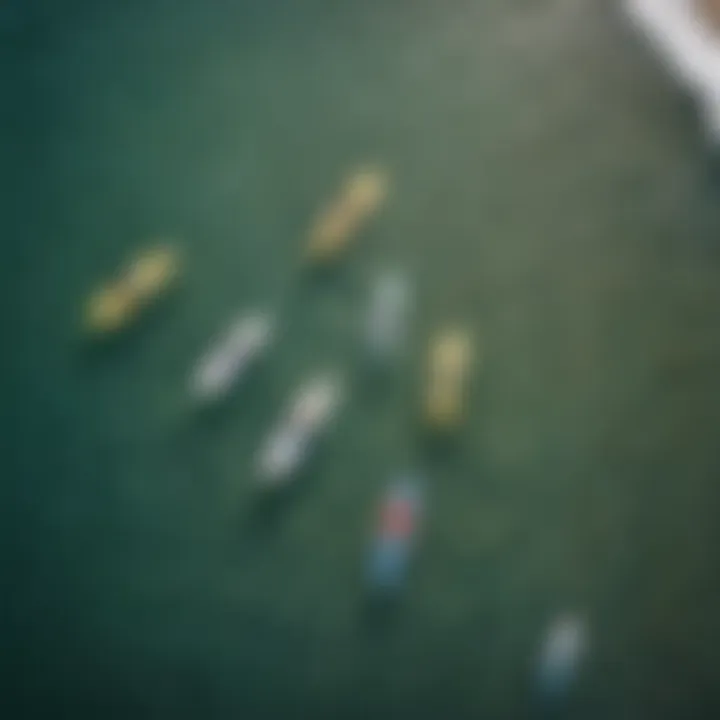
[367,474,424,592]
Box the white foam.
[625,0,720,141]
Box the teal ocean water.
[5,1,720,718]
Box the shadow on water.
[235,454,326,544]
[415,425,466,471]
[74,295,183,371]
[227,480,313,561]
[181,357,276,429]
[243,487,300,536]
[703,147,720,196]
[164,401,244,476]
[671,151,720,260]
[354,360,399,400]
[292,260,365,305]
[527,691,575,720]
[359,591,406,635]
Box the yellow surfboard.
[425,327,474,429]
[84,244,181,335]
[84,284,139,334]
[306,166,389,263]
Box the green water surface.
[5,1,720,718]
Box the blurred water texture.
[4,1,720,718]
